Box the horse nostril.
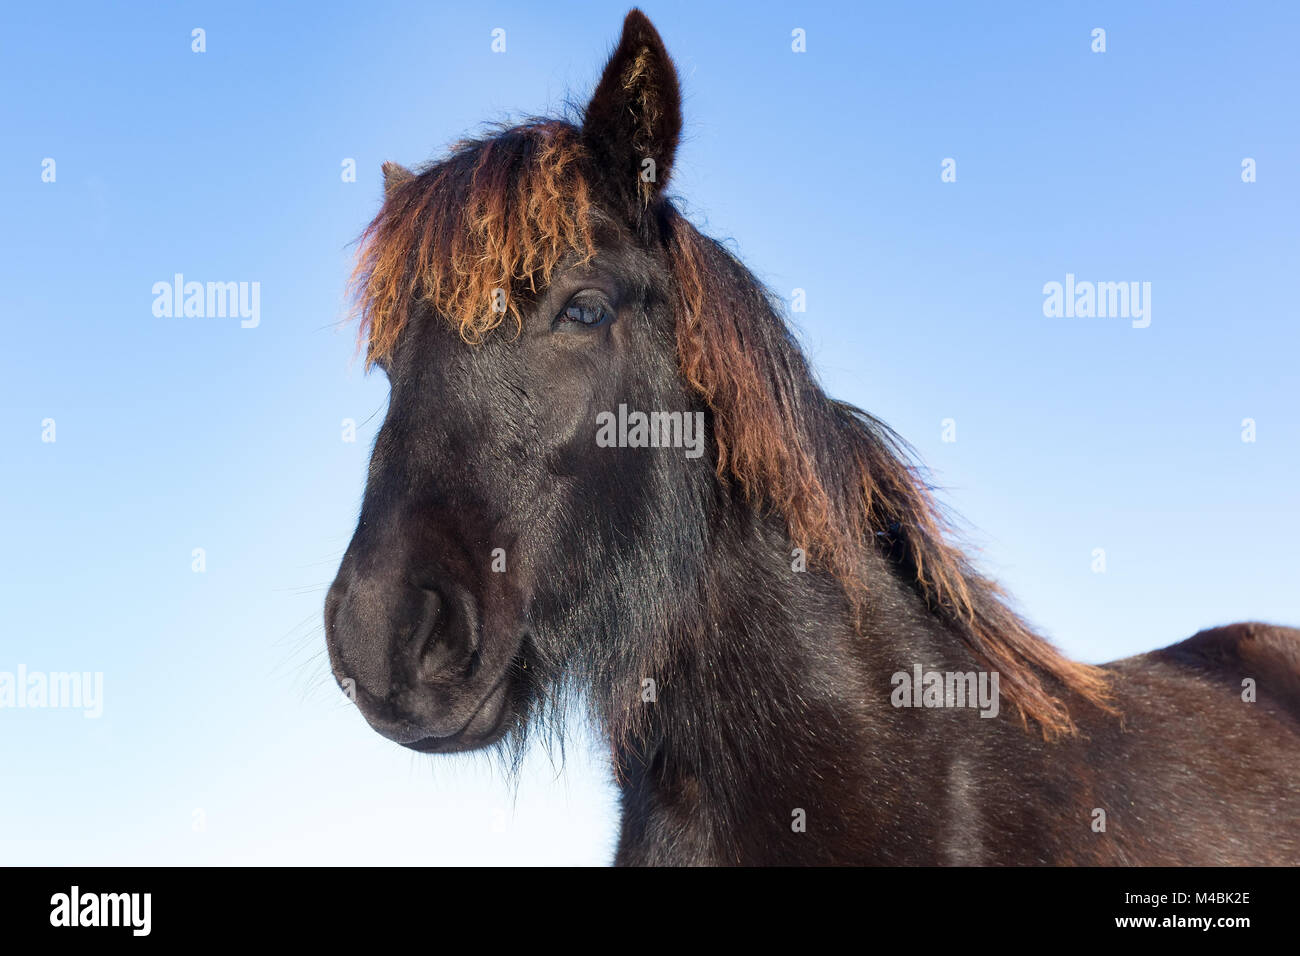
[410,586,445,653]
[412,582,481,682]
[407,571,442,595]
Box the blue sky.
[1,0,1297,864]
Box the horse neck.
[611,514,970,863]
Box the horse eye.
[557,299,611,328]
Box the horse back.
[1141,621,1300,721]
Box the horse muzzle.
[325,547,529,753]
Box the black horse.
[326,10,1300,865]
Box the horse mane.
[351,119,1115,739]
[666,215,1115,737]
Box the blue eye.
[559,300,611,328]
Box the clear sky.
[2,1,1297,865]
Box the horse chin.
[341,635,529,755]
[400,674,518,754]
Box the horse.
[325,9,1300,865]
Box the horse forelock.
[351,119,596,362]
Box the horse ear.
[582,9,682,220]
[382,161,414,195]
